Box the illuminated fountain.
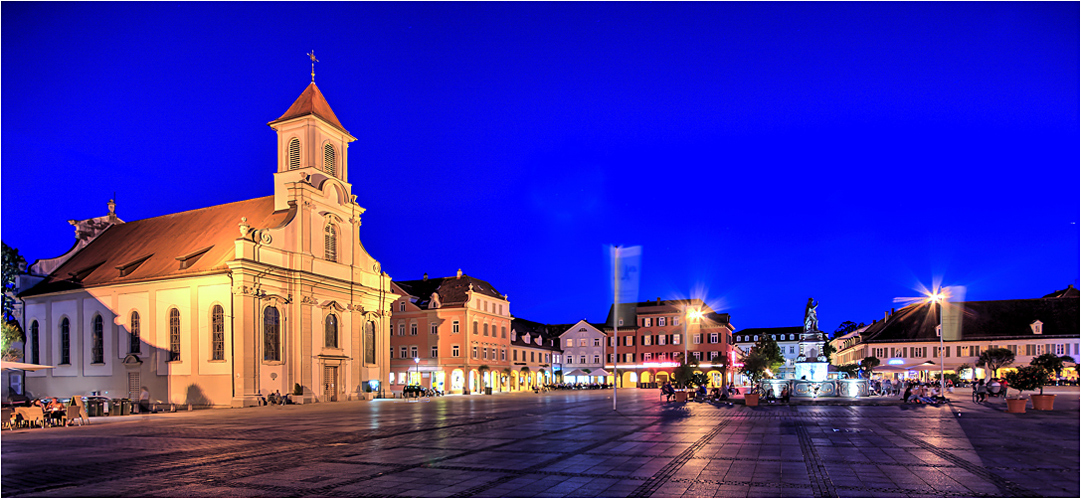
[760,298,870,398]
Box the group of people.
[970,379,1005,402]
[550,383,610,391]
[901,382,948,404]
[9,397,71,427]
[661,382,741,403]
[258,390,291,406]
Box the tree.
[689,371,709,388]
[826,321,865,365]
[1002,365,1046,399]
[1030,354,1076,395]
[673,360,698,388]
[2,241,26,322]
[837,363,861,377]
[1,242,26,360]
[833,321,866,338]
[860,356,880,378]
[740,336,785,386]
[976,348,1015,379]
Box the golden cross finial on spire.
[307,50,319,83]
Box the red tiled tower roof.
[268,82,349,135]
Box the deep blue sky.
[3,2,1078,332]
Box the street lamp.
[927,289,946,396]
[683,304,702,377]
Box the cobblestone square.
[2,388,1078,497]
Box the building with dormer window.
[388,270,512,395]
[18,81,397,407]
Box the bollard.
[188,404,192,411]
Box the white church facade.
[18,81,398,407]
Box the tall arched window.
[324,224,337,262]
[264,307,280,361]
[211,305,225,360]
[129,311,141,354]
[325,314,339,348]
[323,143,336,176]
[60,318,71,365]
[92,314,104,364]
[30,320,39,364]
[288,138,301,170]
[364,321,375,364]
[168,308,181,361]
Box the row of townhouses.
[7,77,1077,406]
[733,285,1080,382]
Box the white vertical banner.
[607,245,641,410]
[609,245,642,305]
[942,286,966,342]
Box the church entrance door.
[323,366,338,402]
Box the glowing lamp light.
[887,359,904,365]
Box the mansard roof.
[510,317,562,351]
[861,296,1079,343]
[394,274,504,307]
[268,82,349,135]
[20,196,291,297]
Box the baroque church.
[18,81,398,407]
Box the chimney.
[656,297,661,305]
[891,307,895,315]
[884,311,889,321]
[423,273,428,281]
[456,268,463,279]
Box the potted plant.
[1001,365,1046,414]
[739,336,785,406]
[1029,354,1074,410]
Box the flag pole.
[613,246,619,411]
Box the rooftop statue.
[804,298,819,333]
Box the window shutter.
[288,138,300,169]
[324,144,336,176]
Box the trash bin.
[485,387,493,395]
[120,399,132,415]
[85,397,107,417]
[110,399,123,416]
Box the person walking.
[975,380,987,403]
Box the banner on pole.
[608,245,642,307]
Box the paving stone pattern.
[2,389,1078,498]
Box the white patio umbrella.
[1,361,54,371]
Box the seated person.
[710,387,722,400]
[780,386,790,403]
[662,383,676,401]
[696,385,707,400]
[267,392,279,405]
[45,398,66,426]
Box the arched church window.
[264,307,280,361]
[30,320,39,364]
[324,224,337,262]
[92,314,104,364]
[325,314,339,348]
[211,305,225,360]
[324,143,336,176]
[288,138,301,170]
[364,321,376,364]
[60,318,70,365]
[130,311,141,354]
[169,308,181,361]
